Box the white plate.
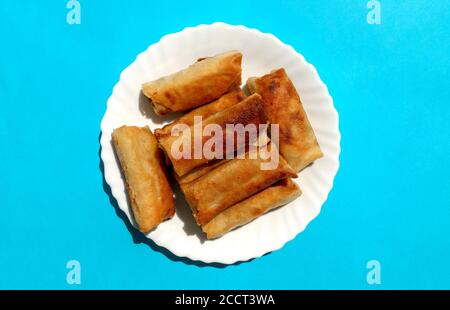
[100,22,340,264]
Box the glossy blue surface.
[1,0,449,289]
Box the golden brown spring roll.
[155,90,246,140]
[247,68,323,172]
[175,128,271,185]
[112,126,175,233]
[158,93,268,177]
[142,50,242,115]
[202,179,301,239]
[180,143,297,226]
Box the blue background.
[1,0,449,289]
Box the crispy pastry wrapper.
[142,50,242,115]
[158,93,268,177]
[180,142,297,226]
[155,90,246,139]
[175,160,228,185]
[202,178,301,239]
[247,68,323,172]
[112,126,175,233]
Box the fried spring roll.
[247,68,323,172]
[180,143,297,226]
[202,179,301,239]
[112,126,175,233]
[155,90,246,140]
[142,50,242,115]
[175,129,271,185]
[158,93,268,177]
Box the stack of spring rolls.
[111,50,323,239]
